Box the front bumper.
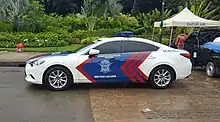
[25,63,44,84]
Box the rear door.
[120,40,160,83]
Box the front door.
[76,40,128,83]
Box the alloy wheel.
[48,70,68,89]
[153,69,172,87]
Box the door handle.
[148,56,156,59]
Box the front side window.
[123,41,159,53]
[93,41,122,54]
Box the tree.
[174,0,220,36]
[178,0,220,20]
[137,8,172,28]
[104,0,123,19]
[131,0,140,16]
[19,0,46,32]
[80,0,102,31]
[40,0,82,15]
[165,0,186,10]
[36,0,170,15]
[81,0,123,31]
[0,0,29,32]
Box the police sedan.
[25,33,192,90]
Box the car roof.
[76,37,170,55]
[97,37,167,48]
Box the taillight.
[180,53,190,59]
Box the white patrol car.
[25,32,192,90]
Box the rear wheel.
[149,66,174,89]
[43,66,73,91]
[206,62,216,77]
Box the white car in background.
[25,32,192,91]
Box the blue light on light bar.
[114,31,133,37]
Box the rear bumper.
[176,61,192,80]
[185,74,191,78]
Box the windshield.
[75,40,100,53]
[75,43,94,53]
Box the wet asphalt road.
[0,67,94,122]
[2,67,220,122]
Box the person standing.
[175,31,188,49]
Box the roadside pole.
[159,0,165,43]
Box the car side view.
[25,32,192,90]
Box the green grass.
[0,44,83,52]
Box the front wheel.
[43,66,73,91]
[149,66,174,89]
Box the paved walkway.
[0,52,45,62]
[0,52,46,66]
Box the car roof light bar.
[113,31,133,37]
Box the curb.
[0,62,25,67]
[0,51,8,55]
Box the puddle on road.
[142,109,220,119]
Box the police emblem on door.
[99,60,112,73]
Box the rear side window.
[122,41,159,53]
[94,41,122,54]
[198,29,220,44]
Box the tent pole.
[169,26,174,47]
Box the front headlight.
[29,59,45,67]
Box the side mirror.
[89,49,100,56]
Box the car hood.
[26,51,74,62]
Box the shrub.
[81,37,102,44]
[61,15,86,31]
[0,32,70,48]
[95,28,122,37]
[73,28,122,39]
[119,14,140,30]
[136,32,153,40]
[0,22,13,32]
[134,27,147,35]
[17,1,86,33]
[43,14,86,33]
[44,26,69,33]
[96,17,122,29]
[0,28,122,48]
[162,38,170,45]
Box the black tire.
[206,62,216,77]
[43,66,73,91]
[149,66,175,89]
